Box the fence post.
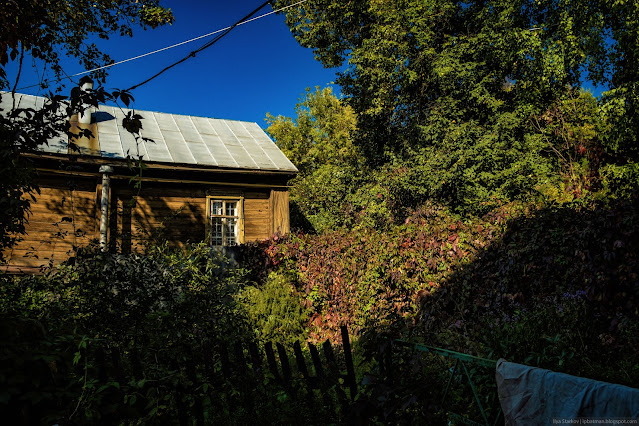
[276,342,296,398]
[308,342,331,407]
[322,339,349,409]
[264,342,281,383]
[276,343,293,385]
[293,340,315,404]
[233,342,255,412]
[341,325,358,400]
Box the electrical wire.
[126,0,271,91]
[17,0,309,91]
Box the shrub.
[0,243,256,423]
[262,199,639,390]
[237,271,310,346]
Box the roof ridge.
[2,91,260,126]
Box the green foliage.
[0,316,77,424]
[0,0,174,90]
[600,161,639,201]
[289,162,365,232]
[276,0,636,153]
[7,243,250,343]
[530,90,607,201]
[273,0,639,212]
[266,86,360,175]
[267,87,367,232]
[237,271,310,346]
[0,243,256,423]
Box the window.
[207,197,243,246]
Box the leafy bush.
[600,161,639,202]
[289,163,364,233]
[3,242,251,343]
[261,199,639,391]
[0,243,257,423]
[419,200,639,386]
[237,271,310,346]
[262,202,501,342]
[0,316,78,425]
[1,241,357,424]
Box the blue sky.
[6,1,610,128]
[7,1,340,129]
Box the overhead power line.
[126,0,271,91]
[17,0,309,91]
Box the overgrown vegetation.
[0,244,340,424]
[3,0,639,423]
[5,196,636,423]
[248,199,638,422]
[259,81,638,422]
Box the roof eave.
[21,151,299,176]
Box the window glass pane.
[225,217,237,246]
[208,198,240,246]
[226,202,237,217]
[211,217,224,246]
[211,201,223,216]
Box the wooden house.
[1,90,297,273]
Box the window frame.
[205,195,244,246]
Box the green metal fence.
[394,340,502,426]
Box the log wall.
[1,176,100,272]
[2,173,291,272]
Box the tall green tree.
[274,0,639,213]
[0,0,174,257]
[267,87,364,232]
[267,86,359,174]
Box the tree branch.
[11,43,25,110]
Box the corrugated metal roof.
[0,92,298,173]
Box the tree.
[274,0,639,213]
[266,86,359,174]
[0,0,174,257]
[266,87,364,232]
[0,0,174,90]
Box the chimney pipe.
[78,76,94,125]
[68,76,99,156]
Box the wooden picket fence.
[89,325,357,424]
